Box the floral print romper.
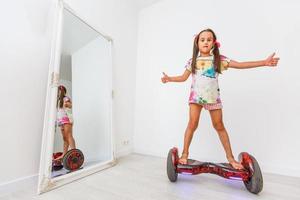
[185,55,230,110]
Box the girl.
[55,85,76,160]
[161,28,279,169]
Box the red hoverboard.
[52,149,84,171]
[167,147,263,194]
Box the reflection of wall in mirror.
[72,36,112,163]
[60,54,72,83]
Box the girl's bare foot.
[178,152,189,165]
[228,157,244,170]
[54,154,64,161]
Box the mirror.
[38,1,115,194]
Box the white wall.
[0,0,139,189]
[134,0,300,177]
[0,0,55,188]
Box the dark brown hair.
[191,28,221,74]
[57,85,67,108]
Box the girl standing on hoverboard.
[161,28,279,169]
[55,85,76,160]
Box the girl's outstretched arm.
[161,70,191,83]
[228,53,280,69]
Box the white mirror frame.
[37,0,116,194]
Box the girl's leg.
[55,126,69,160]
[179,103,203,164]
[209,109,243,169]
[62,138,69,156]
[63,123,76,149]
[61,127,69,155]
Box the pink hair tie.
[215,41,221,48]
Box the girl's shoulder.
[220,54,231,63]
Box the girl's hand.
[265,53,280,67]
[161,72,170,83]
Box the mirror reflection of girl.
[55,85,76,160]
[161,28,279,169]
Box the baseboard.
[260,162,300,178]
[0,174,38,197]
[132,147,162,158]
[115,147,133,158]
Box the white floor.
[1,153,300,200]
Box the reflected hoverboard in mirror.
[167,147,263,194]
[52,149,84,172]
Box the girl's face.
[197,31,215,56]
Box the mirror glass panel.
[51,8,112,178]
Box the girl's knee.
[213,122,225,131]
[63,136,68,142]
[188,120,198,131]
